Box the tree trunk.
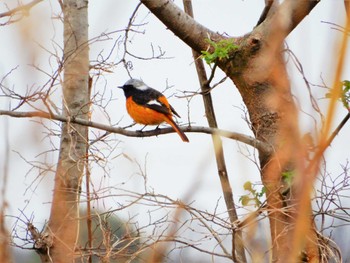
[39,0,89,262]
[218,34,301,262]
[0,211,12,263]
[141,0,321,261]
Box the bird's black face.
[118,84,137,98]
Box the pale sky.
[1,0,349,261]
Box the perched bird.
[119,79,189,142]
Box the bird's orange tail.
[165,117,189,142]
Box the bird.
[118,79,189,142]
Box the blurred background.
[1,0,350,262]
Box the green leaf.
[341,80,350,109]
[257,186,266,198]
[201,38,238,65]
[243,181,253,191]
[282,171,294,185]
[239,195,251,206]
[342,80,350,90]
[241,181,266,207]
[325,80,350,109]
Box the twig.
[325,112,350,148]
[0,0,44,19]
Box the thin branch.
[140,0,223,53]
[0,104,12,262]
[0,109,272,154]
[0,0,44,23]
[85,78,93,263]
[258,0,320,51]
[256,0,275,26]
[345,0,350,20]
[325,112,350,148]
[186,208,230,257]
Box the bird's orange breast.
[126,97,170,125]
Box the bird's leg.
[138,125,148,132]
[123,122,137,129]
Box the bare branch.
[256,0,275,26]
[345,0,350,19]
[0,109,272,154]
[140,0,223,53]
[325,113,350,149]
[0,0,44,24]
[258,0,320,43]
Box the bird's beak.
[118,85,124,89]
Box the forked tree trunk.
[141,0,321,262]
[39,0,89,262]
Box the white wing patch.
[146,99,162,107]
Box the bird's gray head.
[119,79,150,98]
[122,79,146,89]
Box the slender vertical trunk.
[1,119,12,262]
[0,211,12,263]
[40,1,89,262]
[182,1,246,262]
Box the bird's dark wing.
[132,87,180,117]
[131,89,169,115]
[169,105,180,118]
[144,100,171,115]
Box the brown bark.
[39,0,90,262]
[141,0,321,261]
[0,210,12,263]
[140,0,223,52]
